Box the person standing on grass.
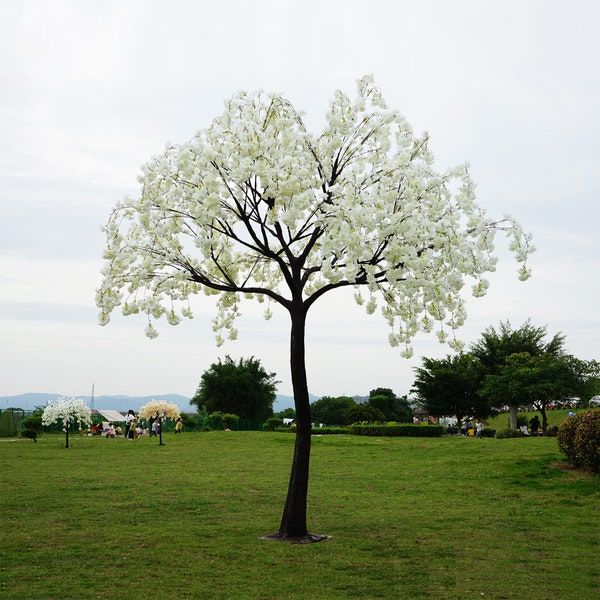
[529,415,541,436]
[128,416,138,439]
[475,419,484,438]
[124,410,135,438]
[175,417,183,434]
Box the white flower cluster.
[137,400,181,421]
[96,75,533,354]
[42,396,92,428]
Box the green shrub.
[495,428,524,439]
[20,428,38,442]
[272,426,347,435]
[263,417,283,431]
[22,413,43,433]
[20,411,43,441]
[557,414,582,465]
[350,423,444,437]
[181,413,197,429]
[222,413,239,428]
[558,410,600,474]
[209,411,240,429]
[346,404,385,423]
[312,426,347,435]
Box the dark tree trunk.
[159,416,165,445]
[509,404,518,430]
[539,405,548,435]
[65,421,70,448]
[263,303,327,543]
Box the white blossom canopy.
[97,76,533,356]
[138,400,181,421]
[42,396,92,428]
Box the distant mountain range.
[0,392,303,413]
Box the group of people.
[446,419,486,437]
[90,422,122,437]
[89,411,183,438]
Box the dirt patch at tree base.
[549,461,597,480]
[260,532,331,544]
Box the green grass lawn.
[1,431,598,599]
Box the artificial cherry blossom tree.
[97,76,533,542]
[138,399,181,445]
[42,396,92,448]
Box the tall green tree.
[192,356,278,421]
[346,403,386,423]
[97,77,531,541]
[470,321,564,429]
[566,358,600,405]
[310,396,355,426]
[368,388,413,422]
[412,353,489,427]
[479,352,586,433]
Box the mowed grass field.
[1,430,598,599]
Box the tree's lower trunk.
[65,423,70,448]
[263,304,327,543]
[509,404,518,430]
[159,417,165,445]
[539,406,548,435]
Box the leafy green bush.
[350,423,444,437]
[20,428,39,442]
[22,413,43,433]
[557,410,600,474]
[557,414,582,464]
[180,413,197,429]
[312,426,347,435]
[263,417,283,431]
[20,411,43,441]
[209,411,240,429]
[346,404,385,424]
[495,428,524,439]
[273,426,347,435]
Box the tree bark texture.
[263,304,327,543]
[509,404,518,430]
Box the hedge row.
[273,426,347,435]
[349,423,444,437]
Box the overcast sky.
[1,0,598,406]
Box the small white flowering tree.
[42,396,92,448]
[97,76,533,542]
[138,400,181,446]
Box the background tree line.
[308,388,413,426]
[412,320,600,433]
[190,322,599,435]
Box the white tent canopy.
[97,410,125,422]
